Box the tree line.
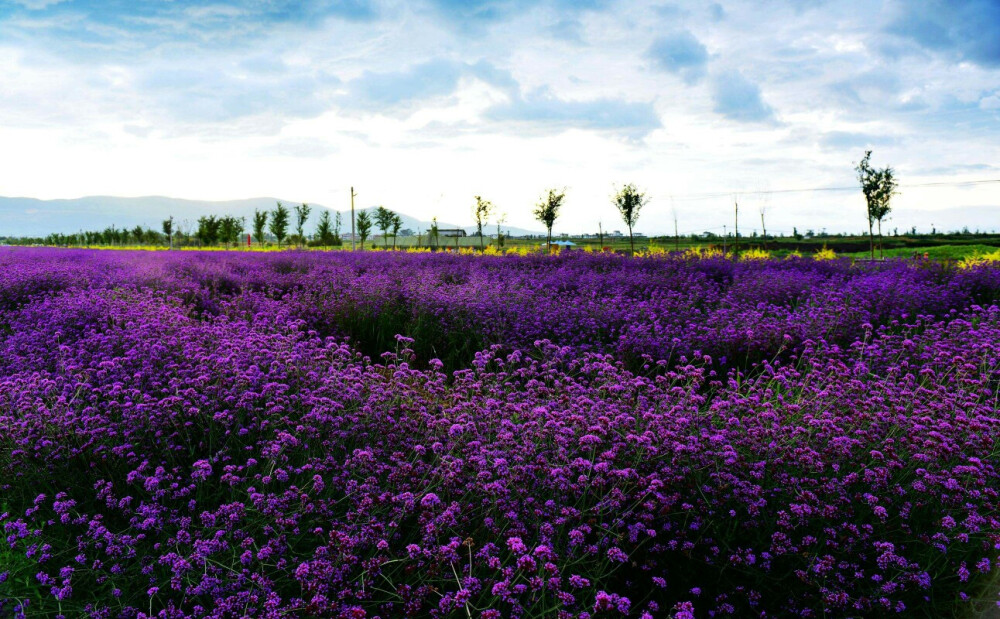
[4,152,898,256]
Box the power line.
[670,178,1000,202]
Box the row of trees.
[7,153,895,255]
[530,184,648,253]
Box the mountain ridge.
[0,195,544,238]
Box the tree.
[334,211,342,243]
[356,211,372,250]
[219,215,243,248]
[196,215,221,247]
[315,210,334,247]
[429,217,440,250]
[496,212,507,249]
[252,210,268,248]
[473,195,493,250]
[294,203,311,248]
[375,206,394,248]
[162,216,174,249]
[391,213,403,249]
[613,183,648,255]
[534,188,565,251]
[856,150,898,260]
[270,201,290,249]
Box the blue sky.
[0,0,998,234]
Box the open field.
[12,233,999,261]
[2,248,1000,617]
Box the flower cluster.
[0,247,999,617]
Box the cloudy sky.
[1,0,998,235]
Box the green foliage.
[269,202,290,248]
[252,210,268,247]
[613,183,648,254]
[534,188,565,249]
[473,195,493,250]
[391,213,402,249]
[218,215,244,248]
[374,206,395,248]
[856,150,898,259]
[356,211,372,250]
[429,216,440,248]
[196,215,221,246]
[162,217,174,248]
[294,203,311,247]
[315,210,335,246]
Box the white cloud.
[0,0,997,235]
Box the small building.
[438,228,467,237]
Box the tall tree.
[534,188,565,251]
[356,210,372,250]
[473,195,493,250]
[375,206,394,248]
[219,216,235,249]
[429,217,440,250]
[270,201,290,249]
[162,217,174,249]
[218,215,244,248]
[334,211,342,243]
[856,151,898,260]
[496,212,507,249]
[252,210,268,248]
[613,183,648,255]
[391,213,403,249]
[294,203,311,248]
[196,215,220,247]
[315,210,334,247]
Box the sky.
[0,0,998,236]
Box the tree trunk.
[628,225,634,255]
[877,219,883,260]
[868,219,874,260]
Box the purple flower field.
[1,247,999,618]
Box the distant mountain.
[0,195,543,238]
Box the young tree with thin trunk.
[473,196,493,251]
[294,203,311,248]
[375,206,394,249]
[162,216,174,249]
[356,211,372,250]
[391,213,402,249]
[429,217,440,250]
[196,215,220,247]
[613,183,648,255]
[496,212,507,249]
[534,188,565,252]
[252,210,268,248]
[315,210,334,247]
[270,202,290,249]
[856,150,898,260]
[219,216,237,249]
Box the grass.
[843,244,1000,260]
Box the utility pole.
[350,186,357,251]
[760,209,767,249]
[723,224,727,257]
[673,211,679,252]
[598,221,604,249]
[734,197,740,256]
